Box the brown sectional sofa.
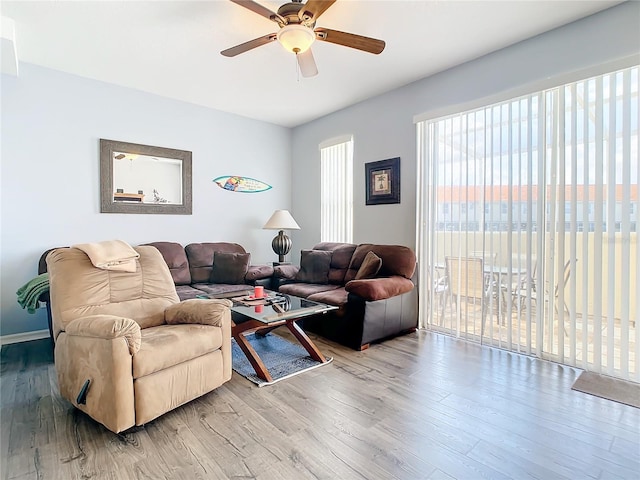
[38,240,416,351]
[38,241,273,340]
[273,242,418,350]
[144,241,273,300]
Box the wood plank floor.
[1,330,639,480]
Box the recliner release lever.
[76,379,91,405]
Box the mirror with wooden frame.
[100,139,192,214]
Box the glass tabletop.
[228,290,338,324]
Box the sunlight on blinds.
[417,65,639,381]
[320,137,353,243]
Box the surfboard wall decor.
[213,176,272,193]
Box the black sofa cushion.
[186,242,247,283]
[295,249,333,284]
[311,242,357,284]
[210,252,250,284]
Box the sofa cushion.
[354,251,382,280]
[143,242,191,285]
[191,283,250,297]
[273,264,299,279]
[245,264,275,281]
[210,252,250,284]
[345,244,416,282]
[296,249,333,284]
[307,287,349,307]
[175,285,213,301]
[185,242,247,283]
[311,242,357,284]
[278,283,339,298]
[133,324,223,379]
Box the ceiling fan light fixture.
[277,24,315,54]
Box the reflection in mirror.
[112,152,183,205]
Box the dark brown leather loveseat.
[272,242,418,350]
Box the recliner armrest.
[345,276,414,302]
[65,314,141,355]
[165,299,232,327]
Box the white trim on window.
[413,55,639,125]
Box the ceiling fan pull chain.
[295,52,300,82]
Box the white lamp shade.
[277,24,315,54]
[263,210,301,230]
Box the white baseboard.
[1,329,50,346]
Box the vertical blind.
[320,136,353,243]
[416,65,639,381]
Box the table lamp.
[263,210,301,263]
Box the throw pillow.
[295,249,332,284]
[210,252,250,284]
[354,251,382,280]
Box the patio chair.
[471,250,497,267]
[445,256,496,342]
[514,259,575,334]
[512,257,538,310]
[426,265,448,325]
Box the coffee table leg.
[254,325,279,338]
[286,320,327,363]
[233,332,273,382]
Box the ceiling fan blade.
[230,0,281,23]
[315,28,385,54]
[297,49,318,78]
[299,0,336,24]
[220,33,277,57]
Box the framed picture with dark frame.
[365,157,400,205]
[100,139,192,214]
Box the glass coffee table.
[227,291,338,383]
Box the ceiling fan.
[221,0,386,78]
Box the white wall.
[1,64,292,337]
[290,1,640,263]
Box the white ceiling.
[1,0,622,127]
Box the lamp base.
[271,230,292,263]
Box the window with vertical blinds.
[416,65,638,381]
[320,136,353,243]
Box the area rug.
[572,371,640,408]
[231,333,333,387]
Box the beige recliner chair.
[47,245,232,433]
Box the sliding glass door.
[416,65,638,381]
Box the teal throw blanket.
[16,273,49,314]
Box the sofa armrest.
[274,264,299,280]
[165,298,232,327]
[65,314,141,355]
[345,276,414,302]
[245,264,274,282]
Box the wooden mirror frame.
[100,139,192,215]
